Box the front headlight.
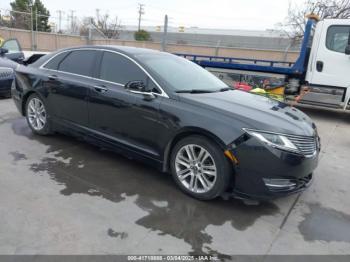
[243,128,299,153]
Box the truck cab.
[305,19,350,108]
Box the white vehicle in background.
[0,38,48,97]
[0,38,47,65]
[305,18,350,108]
[0,38,25,63]
[177,15,350,110]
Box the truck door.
[307,20,350,106]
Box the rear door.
[42,49,98,128]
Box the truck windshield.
[137,53,228,92]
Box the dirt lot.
[0,98,350,256]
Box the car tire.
[25,93,52,135]
[170,135,232,200]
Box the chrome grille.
[286,134,318,157]
[0,68,14,80]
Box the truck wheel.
[170,135,232,200]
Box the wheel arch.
[162,127,228,172]
[21,90,41,116]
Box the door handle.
[93,85,108,93]
[316,61,323,72]
[48,74,58,81]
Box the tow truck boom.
[177,16,350,110]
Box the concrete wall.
[0,27,299,62]
[119,30,300,51]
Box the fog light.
[263,178,297,191]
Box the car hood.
[0,57,19,69]
[178,90,316,136]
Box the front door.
[89,51,163,158]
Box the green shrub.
[134,30,151,41]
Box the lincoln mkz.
[12,46,320,200]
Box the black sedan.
[0,58,17,98]
[12,46,320,200]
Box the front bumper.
[230,136,319,200]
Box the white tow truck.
[177,15,350,110]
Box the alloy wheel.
[175,144,217,193]
[27,98,47,131]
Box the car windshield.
[137,53,228,92]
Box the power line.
[137,3,144,31]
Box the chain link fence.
[0,7,299,59]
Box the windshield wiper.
[219,87,232,92]
[175,89,216,94]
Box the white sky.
[0,0,306,30]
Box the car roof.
[32,45,174,68]
[57,45,163,57]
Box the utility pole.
[35,10,38,31]
[96,8,100,20]
[34,8,38,50]
[161,14,168,51]
[30,5,34,51]
[69,10,75,33]
[137,3,145,31]
[57,10,63,33]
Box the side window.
[99,51,147,85]
[43,52,70,70]
[58,50,97,77]
[2,39,21,53]
[326,25,350,53]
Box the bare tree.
[279,0,350,41]
[79,12,122,39]
[96,13,122,39]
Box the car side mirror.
[125,80,147,92]
[0,48,9,56]
[125,80,156,99]
[345,45,350,55]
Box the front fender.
[159,97,246,172]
